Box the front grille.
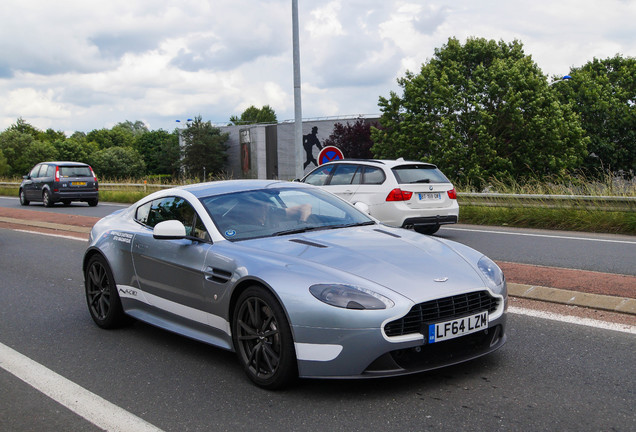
[384,291,499,337]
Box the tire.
[19,189,30,206]
[414,225,440,235]
[87,198,98,207]
[84,254,129,329]
[232,286,297,390]
[42,190,54,207]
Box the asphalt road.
[1,229,635,431]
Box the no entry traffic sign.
[318,146,344,165]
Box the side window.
[362,167,386,185]
[329,164,360,185]
[29,165,42,178]
[46,165,56,177]
[135,197,209,241]
[303,165,334,186]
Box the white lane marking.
[0,342,164,432]
[12,229,87,242]
[509,307,636,334]
[442,227,636,245]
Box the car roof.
[320,158,438,169]
[177,179,314,198]
[40,161,91,166]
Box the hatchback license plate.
[71,181,87,186]
[428,311,488,344]
[418,192,441,200]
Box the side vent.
[204,267,232,284]
[289,239,328,248]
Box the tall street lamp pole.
[292,0,304,180]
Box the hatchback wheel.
[233,287,297,389]
[42,190,53,207]
[19,189,30,206]
[85,255,128,329]
[87,198,98,207]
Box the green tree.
[53,134,99,164]
[0,149,9,175]
[86,127,134,149]
[0,127,58,175]
[554,55,636,174]
[113,120,149,137]
[372,37,588,187]
[181,116,229,180]
[135,129,180,176]
[324,119,376,159]
[91,146,146,179]
[229,105,277,125]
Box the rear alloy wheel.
[85,255,128,329]
[87,198,98,207]
[42,190,53,207]
[19,189,29,206]
[233,287,297,389]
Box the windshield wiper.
[273,221,375,236]
[273,226,325,236]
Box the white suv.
[301,159,458,234]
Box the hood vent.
[374,228,402,238]
[289,239,328,248]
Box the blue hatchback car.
[19,161,99,207]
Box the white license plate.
[427,311,488,343]
[418,192,441,200]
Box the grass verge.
[458,205,636,235]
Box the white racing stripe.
[0,342,164,432]
[509,307,636,334]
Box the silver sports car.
[83,180,507,389]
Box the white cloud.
[0,0,634,133]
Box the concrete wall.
[220,117,379,180]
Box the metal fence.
[2,182,635,210]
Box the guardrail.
[2,182,634,210]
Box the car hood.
[241,226,486,302]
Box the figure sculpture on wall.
[303,126,323,169]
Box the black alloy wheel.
[233,287,297,389]
[85,255,128,329]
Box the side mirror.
[353,202,370,214]
[153,220,186,240]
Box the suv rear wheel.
[42,190,54,207]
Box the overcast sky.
[1,0,634,134]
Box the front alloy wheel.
[19,189,29,206]
[85,255,128,329]
[233,287,297,389]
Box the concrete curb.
[1,215,633,316]
[0,217,91,234]
[508,283,636,315]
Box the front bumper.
[293,313,506,379]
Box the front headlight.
[478,256,505,289]
[309,284,394,310]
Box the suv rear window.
[59,166,92,178]
[392,165,450,184]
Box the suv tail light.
[447,188,457,200]
[54,166,60,182]
[386,188,413,202]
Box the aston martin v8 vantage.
[83,180,507,389]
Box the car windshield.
[392,164,450,184]
[200,186,375,241]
